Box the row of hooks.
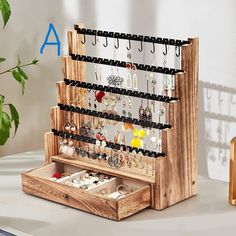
[74,25,190,49]
[69,54,183,75]
[64,79,178,103]
[206,89,236,105]
[52,128,165,158]
[58,103,172,130]
[82,31,180,56]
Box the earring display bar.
[69,54,183,75]
[64,79,178,103]
[22,23,199,221]
[51,129,165,158]
[57,103,171,130]
[74,25,190,46]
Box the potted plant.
[0,0,39,145]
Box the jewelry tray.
[22,160,150,221]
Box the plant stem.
[0,62,35,75]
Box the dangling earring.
[70,112,77,132]
[126,63,132,89]
[127,97,132,118]
[139,99,145,120]
[151,74,156,113]
[144,80,152,122]
[66,139,75,158]
[59,135,68,155]
[132,65,138,90]
[64,111,71,131]
[122,95,127,116]
[66,82,79,107]
[95,65,102,82]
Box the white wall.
[0,0,236,181]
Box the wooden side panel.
[44,132,58,164]
[117,186,150,220]
[229,137,236,205]
[155,39,199,209]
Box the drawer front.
[21,163,151,221]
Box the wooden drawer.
[21,162,151,221]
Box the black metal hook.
[92,34,97,46]
[163,44,168,55]
[126,40,131,50]
[81,33,86,44]
[138,40,143,52]
[103,37,108,47]
[175,46,180,57]
[114,38,119,49]
[151,42,155,54]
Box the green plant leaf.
[18,67,28,80]
[8,103,19,136]
[0,111,11,145]
[32,58,39,65]
[0,0,11,28]
[0,57,6,63]
[12,70,25,95]
[0,95,3,130]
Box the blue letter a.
[40,23,61,56]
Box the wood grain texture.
[44,132,58,164]
[22,162,150,221]
[229,137,236,205]
[32,22,199,217]
[154,38,199,210]
[51,155,155,184]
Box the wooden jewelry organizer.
[21,23,199,221]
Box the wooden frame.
[22,23,199,220]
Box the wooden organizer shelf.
[21,23,199,220]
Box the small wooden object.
[21,23,199,220]
[229,137,236,205]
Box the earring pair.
[64,112,77,132]
[126,63,138,90]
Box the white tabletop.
[0,150,235,236]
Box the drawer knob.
[63,194,69,200]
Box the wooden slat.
[44,132,58,164]
[229,137,236,205]
[51,155,155,184]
